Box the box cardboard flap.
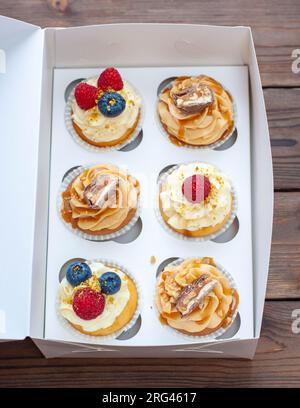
[54,23,250,67]
[247,32,274,336]
[0,16,43,339]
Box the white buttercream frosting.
[160,163,232,231]
[72,77,141,143]
[59,262,130,332]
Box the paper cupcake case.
[155,162,238,242]
[56,259,142,344]
[155,78,238,151]
[64,79,145,153]
[154,258,239,342]
[57,165,141,242]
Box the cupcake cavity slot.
[45,66,253,347]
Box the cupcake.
[68,68,142,148]
[157,75,235,147]
[158,162,235,239]
[59,260,138,336]
[60,164,140,239]
[156,257,239,336]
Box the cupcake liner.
[156,77,237,150]
[154,257,239,342]
[65,78,144,152]
[57,165,141,242]
[155,162,238,242]
[57,258,142,344]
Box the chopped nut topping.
[150,256,156,265]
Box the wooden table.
[1,0,300,388]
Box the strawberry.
[182,174,211,204]
[97,67,124,91]
[74,82,98,110]
[72,288,105,320]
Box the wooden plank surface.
[266,88,300,190]
[0,302,299,387]
[0,0,300,388]
[268,192,300,299]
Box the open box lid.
[0,16,43,340]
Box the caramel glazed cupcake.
[71,67,142,147]
[158,75,234,147]
[61,164,140,237]
[159,162,234,238]
[59,260,138,336]
[156,257,239,336]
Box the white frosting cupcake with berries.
[68,67,142,148]
[58,260,138,336]
[159,162,235,239]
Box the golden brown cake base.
[160,120,235,148]
[72,111,141,148]
[70,277,138,336]
[159,195,234,238]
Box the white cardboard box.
[0,16,273,359]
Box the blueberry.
[99,272,122,295]
[98,92,126,117]
[66,262,92,287]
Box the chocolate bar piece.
[176,274,217,317]
[171,83,214,114]
[84,175,118,209]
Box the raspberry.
[97,67,124,91]
[72,288,105,320]
[74,82,98,110]
[182,174,211,204]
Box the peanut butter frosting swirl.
[158,75,234,146]
[156,258,239,335]
[61,164,140,235]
